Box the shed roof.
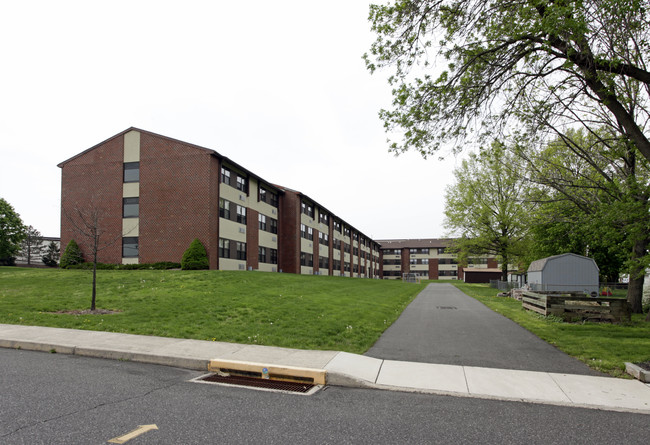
[527,253,598,272]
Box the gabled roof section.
[57,127,220,168]
[527,253,598,272]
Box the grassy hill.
[0,267,426,353]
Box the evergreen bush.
[181,238,209,270]
[59,239,83,269]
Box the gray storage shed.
[527,253,599,295]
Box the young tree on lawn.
[444,143,533,280]
[20,225,43,266]
[364,1,650,162]
[63,205,122,311]
[0,197,27,265]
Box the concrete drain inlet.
[192,359,327,395]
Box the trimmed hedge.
[181,238,209,270]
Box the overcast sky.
[0,0,464,240]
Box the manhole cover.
[192,373,321,395]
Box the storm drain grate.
[196,373,318,394]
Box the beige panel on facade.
[123,182,139,198]
[257,263,277,273]
[258,231,278,248]
[122,218,139,237]
[220,185,247,205]
[123,130,140,162]
[220,258,246,271]
[301,266,313,275]
[300,238,312,253]
[122,257,139,265]
[219,219,246,242]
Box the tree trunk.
[627,238,647,314]
[91,251,97,311]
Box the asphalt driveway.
[365,283,602,375]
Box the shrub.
[181,238,209,270]
[66,262,181,270]
[59,239,83,269]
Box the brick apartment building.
[377,238,500,281]
[58,128,381,277]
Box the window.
[236,174,248,193]
[319,232,328,246]
[122,237,138,257]
[301,201,314,218]
[236,205,247,224]
[353,247,359,256]
[333,220,341,232]
[319,213,329,224]
[260,187,279,207]
[437,248,446,254]
[333,239,341,250]
[319,256,329,269]
[221,167,231,185]
[421,248,429,255]
[344,227,351,237]
[333,259,341,271]
[123,197,139,218]
[300,224,313,240]
[259,214,278,234]
[236,242,246,260]
[410,248,417,254]
[300,252,313,267]
[219,239,230,258]
[344,262,350,272]
[219,199,231,219]
[123,162,139,183]
[259,246,267,263]
[344,243,350,253]
[353,233,359,241]
[422,258,429,265]
[270,248,278,265]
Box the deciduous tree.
[19,225,43,266]
[444,143,533,280]
[0,198,26,265]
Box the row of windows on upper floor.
[382,248,449,256]
[221,166,279,207]
[301,201,375,249]
[124,163,378,248]
[122,162,279,209]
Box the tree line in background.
[366,0,650,318]
[0,198,59,267]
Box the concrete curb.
[625,362,650,383]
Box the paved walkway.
[1,323,649,415]
[366,284,601,375]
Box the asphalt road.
[2,349,648,444]
[365,283,602,375]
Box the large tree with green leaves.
[0,198,27,265]
[518,127,650,313]
[444,144,533,280]
[364,0,650,162]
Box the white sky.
[0,0,463,240]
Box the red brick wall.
[401,248,410,277]
[429,258,439,280]
[278,190,300,274]
[246,208,259,270]
[60,135,124,263]
[139,132,218,267]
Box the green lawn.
[0,267,426,354]
[451,281,650,377]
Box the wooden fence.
[522,291,630,322]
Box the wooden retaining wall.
[522,291,630,322]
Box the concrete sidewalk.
[1,323,649,415]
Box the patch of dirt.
[636,361,650,372]
[52,309,122,315]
